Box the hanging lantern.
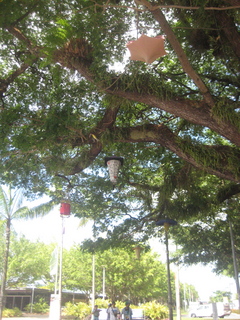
[60,202,71,217]
[105,156,124,186]
[126,34,167,64]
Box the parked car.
[188,303,231,318]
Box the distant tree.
[7,236,55,287]
[63,246,173,304]
[0,186,55,320]
[210,290,232,303]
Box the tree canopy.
[0,0,240,273]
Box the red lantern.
[60,203,71,217]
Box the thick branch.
[140,0,215,107]
[103,88,240,147]
[112,124,240,182]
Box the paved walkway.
[3,313,240,320]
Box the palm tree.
[0,186,56,320]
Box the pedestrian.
[121,301,132,320]
[92,305,101,320]
[109,302,120,320]
[107,303,112,320]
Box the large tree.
[0,0,239,188]
[63,246,172,304]
[0,0,240,276]
[7,236,54,287]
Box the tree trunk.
[0,218,11,320]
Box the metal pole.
[175,268,181,320]
[229,219,240,311]
[54,246,59,295]
[92,254,96,320]
[165,229,173,320]
[30,287,34,313]
[102,266,106,300]
[59,217,64,320]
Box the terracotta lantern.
[60,202,71,217]
[126,34,167,64]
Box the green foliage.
[7,236,54,286]
[63,246,170,304]
[0,0,240,281]
[171,198,240,274]
[63,301,168,320]
[209,290,232,303]
[142,301,168,320]
[2,307,22,317]
[63,302,91,319]
[93,299,110,309]
[24,298,49,314]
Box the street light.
[102,266,106,300]
[156,218,177,320]
[59,203,71,320]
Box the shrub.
[142,301,168,320]
[24,297,49,313]
[3,307,22,317]
[63,301,91,319]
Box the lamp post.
[59,203,71,320]
[91,253,96,318]
[102,266,106,300]
[156,218,177,320]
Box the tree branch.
[140,0,215,107]
[0,59,37,96]
[112,124,240,182]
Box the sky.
[12,204,237,303]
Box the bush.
[3,307,22,317]
[63,300,168,320]
[142,301,168,320]
[24,297,49,313]
[63,301,91,319]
